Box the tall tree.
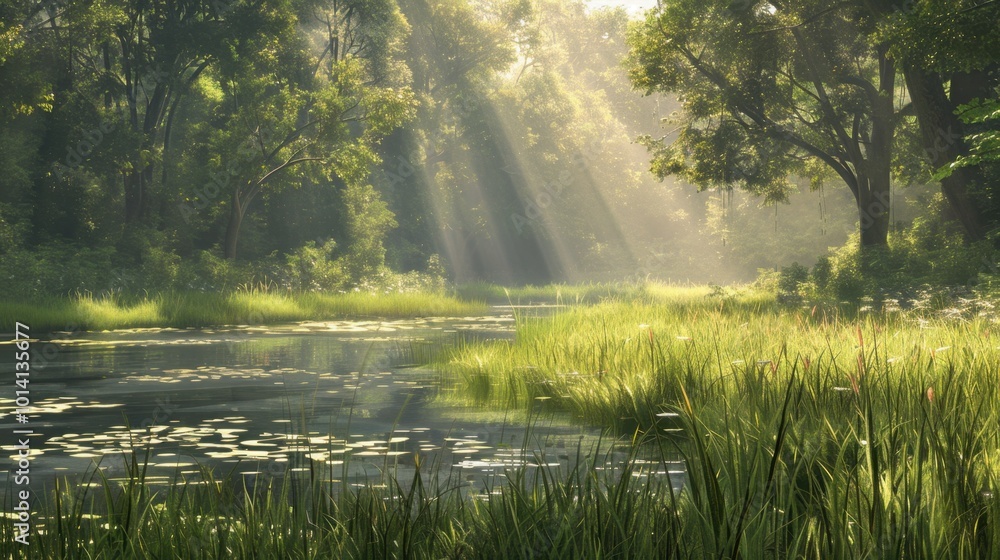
[627,0,904,247]
[213,0,414,259]
[86,0,237,225]
[880,0,1000,240]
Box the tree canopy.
[0,0,997,297]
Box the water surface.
[1,307,682,497]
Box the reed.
[441,287,1000,557]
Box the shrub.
[794,220,1000,304]
[0,243,117,298]
[285,240,347,292]
[339,183,397,282]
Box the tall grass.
[1,427,691,559]
[0,290,487,332]
[441,286,1000,557]
[5,284,999,557]
[455,281,662,304]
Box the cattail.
[848,372,859,395]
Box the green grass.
[0,290,487,332]
[1,433,689,559]
[6,283,1000,557]
[438,284,1000,557]
[454,281,660,304]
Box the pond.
[1,307,684,499]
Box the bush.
[792,220,1000,305]
[139,244,182,292]
[285,240,347,292]
[778,262,809,294]
[340,183,397,282]
[0,243,117,299]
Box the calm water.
[1,307,683,499]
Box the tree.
[936,99,1000,180]
[880,0,1000,240]
[212,1,414,259]
[627,0,906,247]
[386,0,532,280]
[77,0,239,225]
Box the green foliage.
[790,218,999,302]
[285,239,347,292]
[181,250,273,292]
[2,0,997,300]
[340,183,398,282]
[0,202,27,253]
[935,98,1000,180]
[625,0,865,201]
[881,0,1000,74]
[0,243,116,299]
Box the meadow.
[4,283,999,558]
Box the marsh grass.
[2,421,691,559]
[455,281,657,305]
[440,286,1000,557]
[6,284,1000,557]
[0,290,487,332]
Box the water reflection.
[1,309,682,498]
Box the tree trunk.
[224,191,243,260]
[124,169,144,224]
[903,63,986,241]
[858,183,891,247]
[857,47,896,248]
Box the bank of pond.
[1,285,998,558]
